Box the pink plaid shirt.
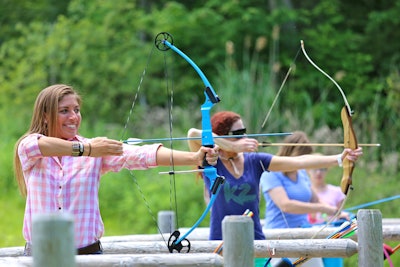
[18,133,161,248]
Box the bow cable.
[161,44,180,234]
[119,44,171,247]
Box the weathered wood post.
[158,210,176,233]
[357,209,383,267]
[32,213,76,267]
[222,215,254,267]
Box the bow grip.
[340,106,358,194]
[202,144,214,167]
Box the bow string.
[154,32,225,253]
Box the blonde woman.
[14,84,218,255]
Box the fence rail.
[0,209,389,267]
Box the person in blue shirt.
[260,132,341,229]
[260,131,346,267]
[188,111,362,242]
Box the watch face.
[72,142,80,156]
[78,142,84,156]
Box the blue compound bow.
[155,32,225,253]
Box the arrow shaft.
[123,132,293,144]
[260,143,380,147]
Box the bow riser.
[340,106,358,194]
[201,99,216,148]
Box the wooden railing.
[0,209,395,266]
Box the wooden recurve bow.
[301,40,358,196]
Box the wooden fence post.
[158,210,176,233]
[357,209,383,267]
[32,213,76,267]
[223,215,254,267]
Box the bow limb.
[300,40,353,115]
[155,32,225,253]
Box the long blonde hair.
[13,84,81,196]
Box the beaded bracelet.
[87,143,92,157]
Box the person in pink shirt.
[308,158,350,267]
[13,84,219,256]
[308,155,349,225]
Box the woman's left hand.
[197,146,220,166]
[342,147,363,162]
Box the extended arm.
[38,136,123,157]
[268,186,337,215]
[155,145,218,167]
[269,148,362,172]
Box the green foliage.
[1,1,400,266]
[0,0,70,43]
[1,0,399,157]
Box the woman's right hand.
[231,138,258,153]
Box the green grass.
[0,194,25,248]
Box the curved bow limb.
[300,40,353,114]
[155,32,225,253]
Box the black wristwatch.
[72,141,83,157]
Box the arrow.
[122,132,293,145]
[259,142,380,147]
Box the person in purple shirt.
[188,111,362,241]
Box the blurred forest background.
[1,0,399,266]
